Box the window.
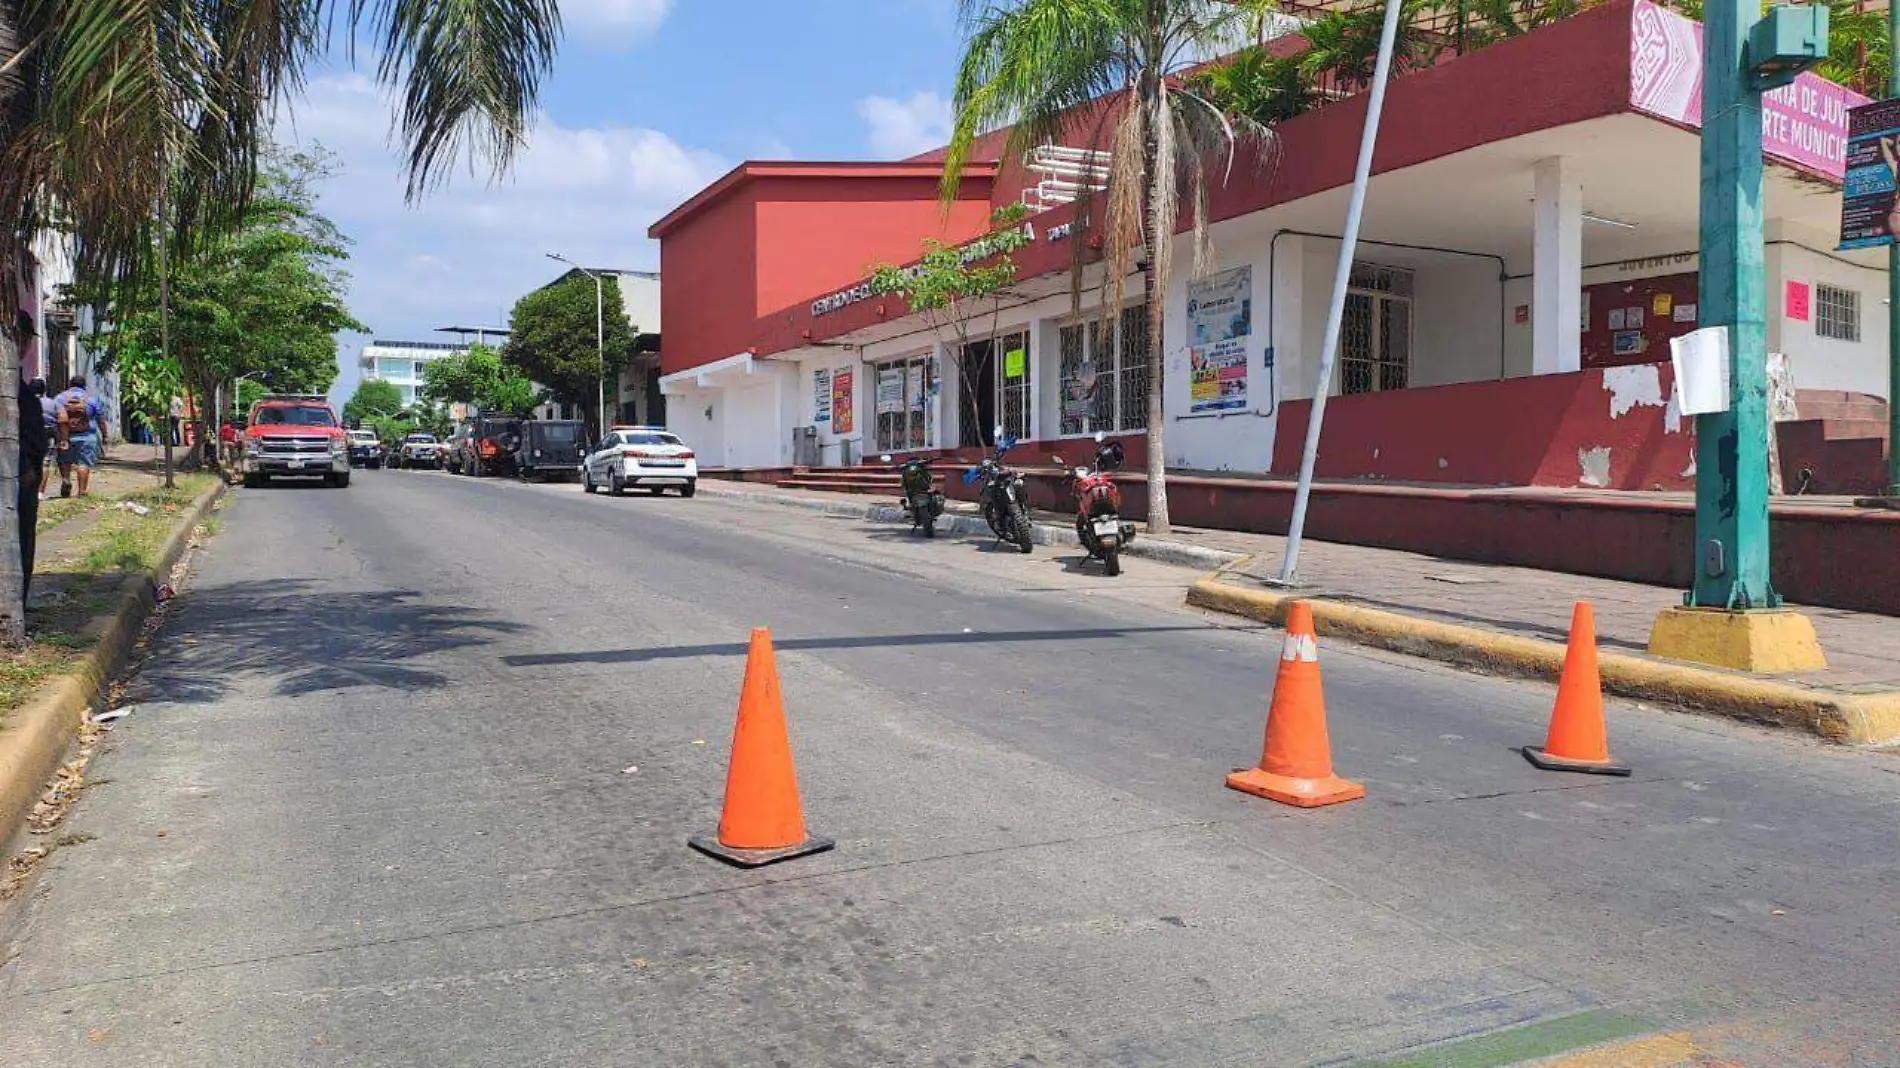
[997,331,1031,442]
[255,405,337,427]
[875,356,935,453]
[376,358,411,379]
[1339,262,1413,395]
[622,432,681,447]
[1816,283,1860,342]
[1058,306,1150,437]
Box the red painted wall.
[658,186,758,376]
[1266,364,1695,490]
[752,174,996,317]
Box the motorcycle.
[880,452,945,537]
[965,426,1034,554]
[1053,432,1137,577]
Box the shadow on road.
[501,623,1233,668]
[134,581,527,702]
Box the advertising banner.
[1187,266,1252,413]
[832,369,854,434]
[1839,98,1900,249]
[1630,0,1864,180]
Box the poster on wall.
[876,367,904,415]
[1187,265,1252,413]
[1839,98,1900,249]
[1785,280,1811,321]
[813,368,831,424]
[832,369,854,434]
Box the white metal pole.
[595,274,605,433]
[1277,0,1406,585]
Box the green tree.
[943,0,1280,534]
[501,274,635,435]
[79,146,366,461]
[1300,0,1441,93]
[419,343,540,417]
[344,379,406,427]
[0,0,564,640]
[869,205,1031,446]
[1185,49,1317,127]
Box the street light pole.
[548,253,606,436]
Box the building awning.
[659,351,792,395]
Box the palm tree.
[1299,0,1441,95]
[943,0,1280,536]
[0,0,561,641]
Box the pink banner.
[1630,0,1866,180]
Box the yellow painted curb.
[1186,578,1900,747]
[0,482,226,849]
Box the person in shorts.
[53,375,108,497]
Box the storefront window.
[1058,306,1150,437]
[874,356,935,453]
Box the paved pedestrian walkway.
[701,476,1900,696]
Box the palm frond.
[344,0,561,199]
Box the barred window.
[1340,262,1413,395]
[1815,284,1860,342]
[1056,306,1150,437]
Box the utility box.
[1749,4,1828,89]
[792,426,819,468]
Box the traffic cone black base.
[688,833,835,869]
[1521,746,1631,777]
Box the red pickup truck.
[242,395,352,488]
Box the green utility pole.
[1651,1,1827,672]
[1690,0,1776,610]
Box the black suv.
[513,420,586,482]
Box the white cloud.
[273,73,727,400]
[857,91,952,159]
[561,0,674,49]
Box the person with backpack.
[53,374,108,498]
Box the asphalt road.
[1,467,1896,1067]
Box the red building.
[651,0,1887,498]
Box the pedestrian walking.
[53,374,109,498]
[19,376,49,597]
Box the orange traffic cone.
[1226,601,1365,808]
[689,628,835,867]
[1522,602,1631,776]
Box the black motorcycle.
[964,430,1034,554]
[881,452,945,537]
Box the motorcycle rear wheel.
[921,514,936,538]
[1102,541,1122,577]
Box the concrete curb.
[698,481,1242,571]
[1186,576,1900,748]
[0,482,225,848]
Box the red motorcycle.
[1054,433,1137,576]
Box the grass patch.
[4,475,221,716]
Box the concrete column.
[1270,234,1306,400]
[1532,157,1583,376]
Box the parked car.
[455,416,522,477]
[242,394,351,488]
[514,420,586,482]
[347,428,386,469]
[582,426,698,497]
[398,432,442,470]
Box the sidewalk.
[695,476,1900,742]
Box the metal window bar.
[997,331,1032,441]
[1118,304,1151,432]
[1815,284,1861,342]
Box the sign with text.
[1187,266,1253,414]
[813,368,831,423]
[1839,97,1900,249]
[1630,0,1865,181]
[1785,280,1811,321]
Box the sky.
[292,0,966,408]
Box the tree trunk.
[1140,90,1171,536]
[0,1,29,644]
